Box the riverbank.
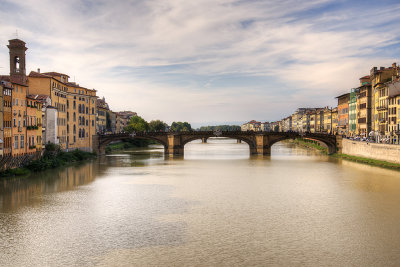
[0,149,96,178]
[292,138,400,171]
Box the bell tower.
[7,39,28,85]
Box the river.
[1,139,400,266]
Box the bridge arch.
[268,133,337,154]
[96,133,169,155]
[181,134,255,149]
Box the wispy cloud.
[0,0,399,124]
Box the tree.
[170,121,192,132]
[124,115,149,133]
[149,120,168,132]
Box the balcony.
[376,104,388,111]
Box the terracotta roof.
[28,71,53,78]
[335,93,350,99]
[360,75,370,79]
[0,75,10,82]
[42,72,70,78]
[0,75,28,86]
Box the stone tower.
[7,39,28,85]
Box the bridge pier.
[202,137,208,143]
[252,135,272,155]
[166,134,184,157]
[237,139,242,144]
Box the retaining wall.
[342,139,400,164]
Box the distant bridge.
[95,131,341,157]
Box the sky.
[0,0,400,127]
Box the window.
[20,135,24,148]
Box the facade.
[28,71,97,152]
[370,64,399,142]
[26,95,42,154]
[388,81,400,144]
[349,88,357,136]
[96,97,109,134]
[1,80,12,155]
[116,114,124,133]
[356,76,372,137]
[241,120,262,131]
[4,39,30,156]
[331,107,338,135]
[336,93,350,136]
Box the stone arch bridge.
[94,131,341,157]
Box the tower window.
[14,56,20,73]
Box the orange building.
[0,39,30,156]
[336,93,350,136]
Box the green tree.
[124,115,149,133]
[149,120,168,132]
[170,121,192,132]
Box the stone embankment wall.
[342,139,400,164]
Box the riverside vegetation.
[0,143,96,178]
[293,138,400,171]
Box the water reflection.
[0,162,97,212]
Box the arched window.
[73,125,76,134]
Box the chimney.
[380,67,385,71]
[37,68,40,73]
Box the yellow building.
[355,76,372,137]
[65,82,97,151]
[309,112,316,133]
[370,64,399,142]
[0,39,30,156]
[28,71,97,152]
[26,96,43,153]
[331,107,338,135]
[388,81,400,144]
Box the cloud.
[0,0,399,124]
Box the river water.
[1,139,400,266]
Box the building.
[96,97,109,134]
[388,81,400,144]
[331,107,338,135]
[28,71,97,152]
[355,76,372,137]
[370,64,399,142]
[111,111,116,134]
[349,88,357,136]
[116,113,125,133]
[1,80,12,155]
[0,39,30,156]
[26,95,43,153]
[336,93,350,136]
